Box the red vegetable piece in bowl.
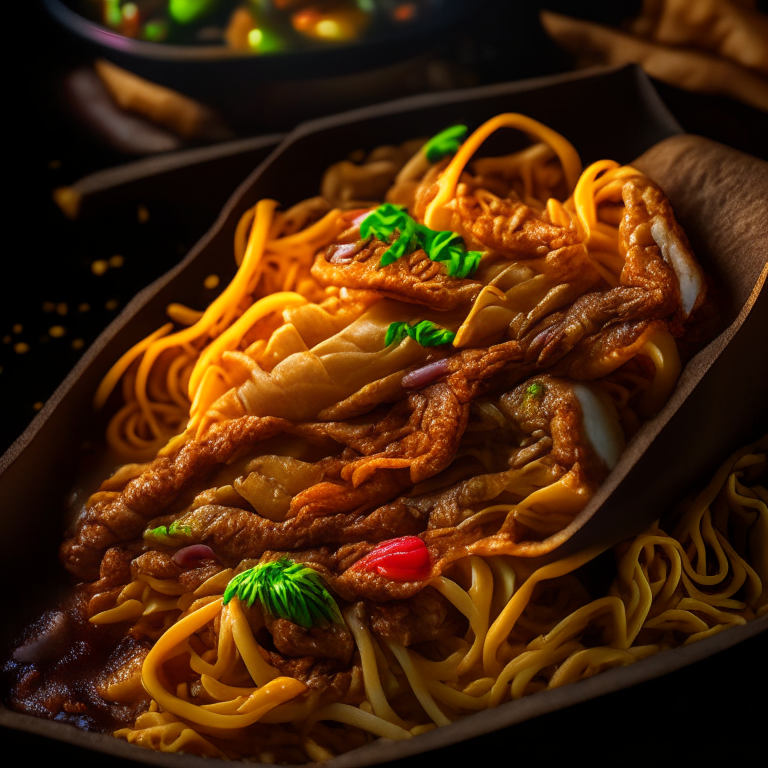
[351,535,431,581]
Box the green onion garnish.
[359,203,482,277]
[524,381,545,400]
[423,125,468,163]
[385,320,456,348]
[169,0,216,25]
[143,520,192,547]
[223,558,344,630]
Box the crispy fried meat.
[366,588,467,646]
[312,236,482,310]
[412,174,581,257]
[60,416,291,581]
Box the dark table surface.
[3,0,766,763]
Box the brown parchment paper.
[518,134,768,567]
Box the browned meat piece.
[334,383,470,486]
[124,551,221,593]
[445,339,529,402]
[499,375,621,486]
[91,547,133,593]
[299,402,418,461]
[178,562,223,591]
[366,587,468,646]
[96,641,150,705]
[264,614,354,664]
[265,655,360,702]
[302,385,469,488]
[130,550,182,581]
[523,177,705,368]
[61,416,291,581]
[448,191,580,256]
[179,497,425,565]
[411,172,580,257]
[552,318,667,381]
[287,466,413,520]
[311,237,482,310]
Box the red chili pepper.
[351,536,431,581]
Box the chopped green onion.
[524,381,545,400]
[360,204,417,267]
[223,559,343,629]
[248,26,284,53]
[418,228,483,279]
[169,0,217,25]
[385,320,455,348]
[103,0,122,28]
[423,125,468,163]
[142,20,169,42]
[359,204,482,277]
[144,520,192,547]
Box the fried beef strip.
[312,236,482,310]
[411,171,581,257]
[513,177,706,370]
[264,614,354,665]
[366,587,467,646]
[61,416,291,581]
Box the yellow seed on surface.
[71,338,85,350]
[78,303,90,312]
[138,204,149,223]
[49,325,66,338]
[204,274,220,290]
[33,402,43,410]
[106,299,118,311]
[56,303,68,316]
[109,255,124,268]
[14,342,30,354]
[91,260,109,276]
[3,335,11,344]
[12,324,22,334]
[42,301,55,312]
[49,160,62,169]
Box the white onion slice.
[572,383,625,470]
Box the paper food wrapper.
[1,65,766,766]
[524,134,768,566]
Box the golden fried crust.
[311,238,482,310]
[411,169,580,257]
[448,190,580,256]
[60,416,292,581]
[181,494,424,565]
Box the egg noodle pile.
[83,116,765,761]
[99,436,766,760]
[95,114,678,463]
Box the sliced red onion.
[328,242,360,264]
[352,210,373,227]
[402,359,450,389]
[173,544,217,567]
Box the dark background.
[2,0,766,764]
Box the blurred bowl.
[44,0,477,130]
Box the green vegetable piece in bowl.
[169,0,217,25]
